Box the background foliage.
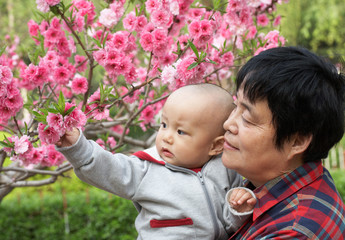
[276,0,345,63]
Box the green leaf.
[213,0,221,10]
[0,141,12,148]
[187,62,199,70]
[58,91,66,114]
[0,44,7,56]
[199,52,207,61]
[50,5,60,16]
[47,108,60,114]
[188,40,199,59]
[64,106,76,116]
[208,59,217,64]
[44,125,50,131]
[91,37,102,48]
[211,44,220,51]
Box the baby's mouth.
[162,147,174,158]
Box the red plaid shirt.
[230,161,345,240]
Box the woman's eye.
[177,129,185,135]
[242,115,250,124]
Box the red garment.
[230,161,345,240]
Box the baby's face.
[155,94,217,168]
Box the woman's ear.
[287,134,312,160]
[209,136,225,156]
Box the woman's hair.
[236,46,345,162]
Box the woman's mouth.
[224,139,239,151]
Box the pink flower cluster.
[99,1,125,29]
[0,65,23,126]
[93,30,137,84]
[96,136,117,152]
[20,50,76,90]
[38,102,86,144]
[36,0,61,13]
[3,135,64,167]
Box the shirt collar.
[252,161,324,221]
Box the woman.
[222,46,345,239]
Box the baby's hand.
[228,188,256,213]
[55,128,80,148]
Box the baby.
[56,83,256,240]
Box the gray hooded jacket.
[57,133,252,240]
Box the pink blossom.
[152,28,167,45]
[41,145,65,167]
[111,32,128,51]
[36,0,49,12]
[116,57,133,75]
[221,51,234,66]
[257,13,269,26]
[71,0,96,26]
[273,15,281,27]
[110,1,125,20]
[169,0,179,15]
[135,15,148,32]
[188,8,205,20]
[140,32,154,52]
[74,55,88,72]
[99,8,119,28]
[176,55,206,84]
[151,9,172,28]
[123,12,137,32]
[265,30,285,46]
[87,90,109,120]
[56,37,72,57]
[96,139,106,149]
[93,49,107,66]
[71,76,88,94]
[4,94,23,111]
[188,20,201,38]
[38,122,61,145]
[145,0,161,14]
[30,147,45,165]
[28,20,39,37]
[121,86,141,104]
[64,108,86,130]
[124,66,137,84]
[45,0,60,6]
[13,135,30,155]
[200,20,213,35]
[139,101,155,125]
[107,137,117,149]
[161,65,177,86]
[54,66,70,85]
[0,65,13,84]
[246,26,257,39]
[47,113,65,135]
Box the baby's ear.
[209,136,225,156]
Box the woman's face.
[222,89,292,187]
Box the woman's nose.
[223,111,238,135]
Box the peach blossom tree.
[0,0,288,202]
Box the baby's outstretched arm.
[228,187,256,213]
[55,127,80,148]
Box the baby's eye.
[177,129,185,135]
[161,122,167,128]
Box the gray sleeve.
[222,170,251,234]
[56,132,149,200]
[223,186,255,234]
